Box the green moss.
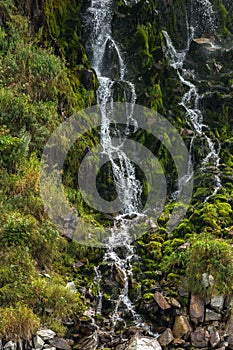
[42,0,86,67]
[141,279,157,290]
[142,292,154,300]
[167,273,181,284]
[215,0,232,37]
[146,241,163,261]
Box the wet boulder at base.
[126,334,162,350]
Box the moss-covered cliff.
[1,0,233,348]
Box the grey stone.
[205,309,221,322]
[226,310,233,348]
[66,281,76,293]
[3,342,17,350]
[75,335,98,350]
[202,273,209,288]
[36,329,56,340]
[211,295,225,312]
[48,337,71,350]
[33,335,44,349]
[209,329,220,348]
[17,340,23,350]
[191,328,209,348]
[158,328,174,347]
[148,218,157,229]
[202,273,214,288]
[127,334,162,350]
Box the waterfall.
[85,0,141,216]
[163,0,221,200]
[84,0,157,336]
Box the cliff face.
[1,0,233,348]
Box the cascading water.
[163,0,221,200]
[84,0,156,337]
[85,0,141,215]
[82,0,221,342]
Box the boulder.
[17,340,23,350]
[226,310,233,348]
[74,334,98,350]
[153,292,171,310]
[126,334,162,350]
[36,329,56,340]
[66,281,76,293]
[190,294,205,325]
[202,273,214,288]
[48,337,71,350]
[191,328,209,348]
[158,328,174,347]
[210,295,225,312]
[172,315,192,339]
[33,336,44,349]
[3,342,16,350]
[209,329,220,348]
[205,309,221,322]
[168,297,181,308]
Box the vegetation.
[0,304,40,341]
[0,0,233,342]
[0,0,98,339]
[186,234,233,297]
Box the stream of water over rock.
[84,0,157,339]
[163,0,221,201]
[82,0,221,346]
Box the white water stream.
[83,0,222,342]
[163,0,221,200]
[84,0,156,335]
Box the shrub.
[30,277,84,318]
[41,316,66,337]
[0,246,36,304]
[1,212,37,246]
[0,304,40,340]
[186,234,233,297]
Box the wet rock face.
[80,70,95,90]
